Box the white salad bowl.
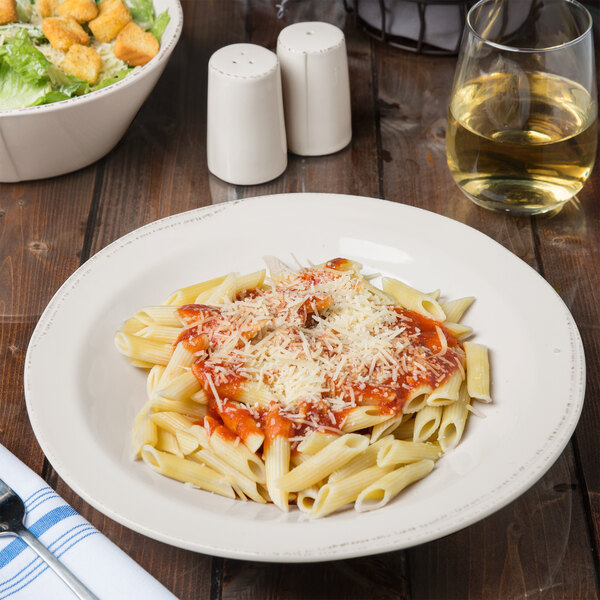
[0,0,183,182]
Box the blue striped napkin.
[0,444,177,599]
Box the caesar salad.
[0,0,169,109]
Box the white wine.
[446,71,597,214]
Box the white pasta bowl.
[0,0,183,182]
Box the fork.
[0,477,100,600]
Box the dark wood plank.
[81,0,249,250]
[211,0,380,204]
[374,43,538,264]
[221,553,410,600]
[1,1,599,598]
[215,3,400,599]
[530,9,600,577]
[204,2,403,598]
[32,1,252,597]
[372,31,599,600]
[531,169,600,579]
[410,446,598,599]
[0,171,97,463]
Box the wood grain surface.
[1,1,599,598]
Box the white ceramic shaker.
[207,43,287,185]
[277,22,352,156]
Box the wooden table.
[2,1,600,598]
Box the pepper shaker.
[277,22,352,156]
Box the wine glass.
[446,0,597,215]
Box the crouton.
[62,44,103,84]
[0,0,18,25]
[114,22,159,67]
[57,0,98,23]
[88,0,131,43]
[42,16,90,51]
[35,0,59,18]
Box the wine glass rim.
[466,0,593,53]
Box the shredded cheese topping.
[178,261,464,438]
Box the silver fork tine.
[0,478,100,600]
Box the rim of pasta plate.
[24,193,585,561]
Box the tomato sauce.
[264,407,295,450]
[192,360,248,400]
[220,399,264,445]
[174,268,464,449]
[204,414,238,443]
[325,257,354,271]
[178,304,221,325]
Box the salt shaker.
[277,22,352,156]
[207,43,287,185]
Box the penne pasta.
[218,400,265,453]
[370,415,404,443]
[189,389,209,404]
[150,411,194,434]
[382,277,446,321]
[341,406,390,433]
[296,486,321,513]
[439,296,475,324]
[174,429,201,455]
[129,359,156,369]
[235,269,267,294]
[155,428,183,457]
[276,434,368,492]
[194,273,238,305]
[146,365,165,397]
[311,465,393,518]
[355,459,435,512]
[136,306,182,327]
[207,421,266,484]
[135,324,182,344]
[413,405,443,442]
[393,416,416,440]
[141,446,236,499]
[152,397,207,420]
[464,342,492,402]
[157,370,202,403]
[233,381,275,408]
[158,343,195,388]
[426,370,463,406]
[328,436,394,483]
[164,275,229,306]
[118,257,492,516]
[264,436,291,512]
[114,332,172,366]
[443,321,473,339]
[132,400,157,457]
[377,439,442,466]
[189,448,266,504]
[403,385,432,414]
[296,432,339,454]
[438,383,470,451]
[120,316,147,335]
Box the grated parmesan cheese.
[179,261,464,439]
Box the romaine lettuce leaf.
[0,1,170,110]
[15,0,34,22]
[47,62,89,95]
[150,10,169,42]
[29,90,71,106]
[0,23,44,42]
[0,28,90,108]
[0,60,51,109]
[124,0,155,29]
[0,29,50,84]
[92,66,132,90]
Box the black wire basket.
[344,0,476,55]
